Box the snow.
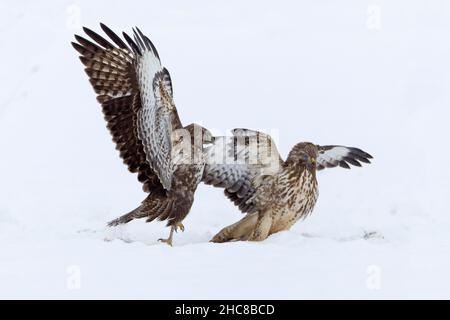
[1,0,450,299]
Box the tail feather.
[145,200,165,223]
[156,200,173,221]
[108,193,176,227]
[107,205,147,227]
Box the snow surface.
[1,0,450,299]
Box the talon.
[174,223,185,233]
[210,235,226,243]
[158,226,176,246]
[158,238,173,246]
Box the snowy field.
[1,0,450,299]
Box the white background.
[0,0,449,299]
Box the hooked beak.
[307,157,316,169]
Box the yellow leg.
[158,226,175,246]
[248,212,273,241]
[211,214,259,243]
[175,222,185,233]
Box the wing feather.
[316,145,373,170]
[203,129,283,214]
[124,27,179,190]
[100,23,129,49]
[73,24,178,192]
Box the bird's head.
[288,142,318,171]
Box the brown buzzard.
[72,24,214,246]
[203,129,372,242]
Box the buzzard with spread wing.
[72,24,213,246]
[203,129,372,242]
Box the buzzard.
[72,24,214,246]
[203,129,372,242]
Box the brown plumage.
[72,24,214,246]
[203,129,372,242]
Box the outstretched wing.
[203,129,283,213]
[126,28,179,190]
[316,145,373,170]
[72,24,180,191]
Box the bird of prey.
[203,129,372,242]
[72,24,214,246]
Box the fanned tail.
[107,192,178,227]
[107,205,147,227]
